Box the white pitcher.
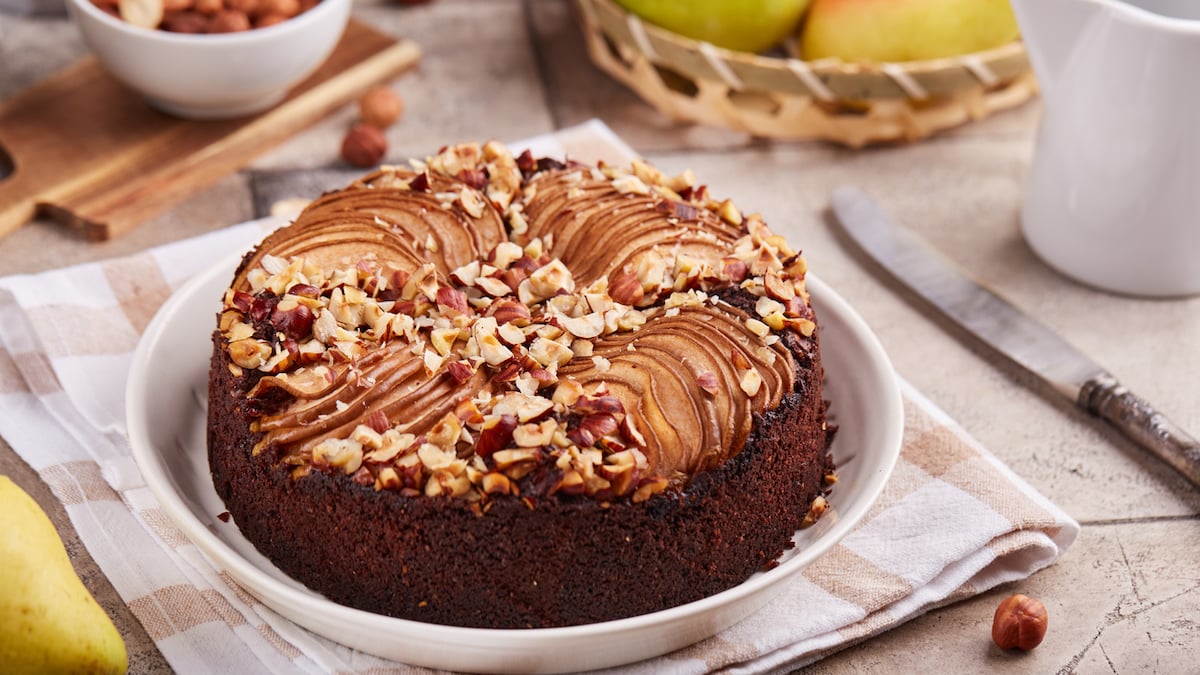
[1014,0,1200,296]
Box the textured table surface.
[1,1,1198,672]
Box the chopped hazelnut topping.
[220,142,818,505]
[755,295,786,318]
[512,419,557,448]
[526,259,575,301]
[559,312,606,339]
[739,368,763,398]
[611,174,650,195]
[745,318,770,338]
[229,338,271,369]
[717,199,742,226]
[313,438,364,474]
[800,495,829,528]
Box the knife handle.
[1080,374,1200,488]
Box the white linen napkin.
[0,121,1078,674]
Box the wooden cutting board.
[0,20,421,241]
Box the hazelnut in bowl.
[66,0,351,119]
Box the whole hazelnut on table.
[341,124,388,168]
[992,594,1048,651]
[358,85,405,129]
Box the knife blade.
[831,186,1200,488]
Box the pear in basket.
[799,0,1019,61]
[615,0,812,53]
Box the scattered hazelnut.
[358,85,405,129]
[341,124,388,168]
[992,594,1048,651]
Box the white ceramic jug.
[1014,0,1200,296]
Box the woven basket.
[576,0,1037,147]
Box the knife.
[830,186,1200,488]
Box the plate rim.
[126,253,903,671]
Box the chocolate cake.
[207,142,835,629]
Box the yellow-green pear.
[615,0,813,53]
[0,475,127,675]
[800,0,1020,62]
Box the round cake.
[207,142,835,629]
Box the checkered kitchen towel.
[0,121,1078,674]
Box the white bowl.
[66,0,351,119]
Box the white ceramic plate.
[127,254,903,674]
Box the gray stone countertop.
[1,1,1198,672]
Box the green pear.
[615,0,813,53]
[800,0,1019,62]
[0,475,127,675]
